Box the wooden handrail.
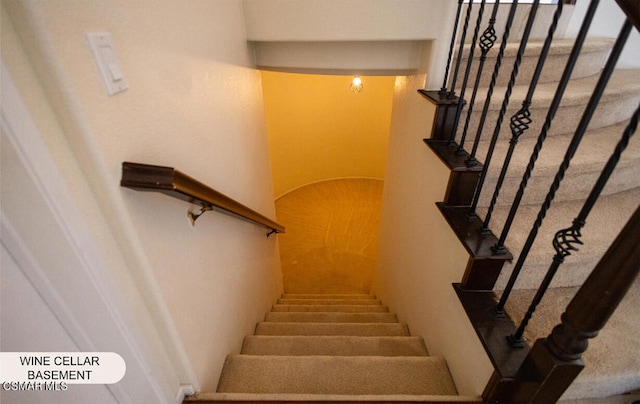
[120,162,285,235]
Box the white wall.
[243,0,459,88]
[2,0,282,398]
[372,75,494,396]
[564,0,640,69]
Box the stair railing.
[440,0,465,97]
[496,15,635,320]
[120,162,285,236]
[449,0,488,146]
[420,0,640,401]
[467,0,542,221]
[479,0,563,235]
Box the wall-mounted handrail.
[120,162,285,236]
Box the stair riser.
[277,299,382,305]
[477,160,638,207]
[485,187,640,290]
[272,304,389,313]
[241,336,429,356]
[281,294,375,300]
[264,312,398,323]
[463,94,640,142]
[456,45,610,89]
[254,322,410,336]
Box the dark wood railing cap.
[121,162,285,235]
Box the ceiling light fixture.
[350,76,363,93]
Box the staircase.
[434,29,640,400]
[187,294,479,402]
[460,37,640,290]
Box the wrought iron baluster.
[480,1,564,234]
[496,16,632,315]
[492,0,602,257]
[440,0,465,96]
[449,0,488,146]
[455,2,500,155]
[509,100,639,347]
[466,1,520,167]
[448,0,474,102]
[467,0,541,219]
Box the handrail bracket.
[188,205,213,226]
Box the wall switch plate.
[86,33,128,96]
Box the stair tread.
[487,120,639,176]
[241,335,428,356]
[457,37,615,88]
[255,322,410,336]
[265,312,398,323]
[476,119,640,207]
[489,186,640,290]
[272,304,390,313]
[462,37,615,59]
[217,355,458,395]
[281,293,376,299]
[463,69,640,140]
[278,298,382,305]
[484,68,640,110]
[189,392,482,402]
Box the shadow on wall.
[275,178,384,294]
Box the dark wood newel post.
[548,205,640,363]
[484,206,640,403]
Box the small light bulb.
[350,76,363,93]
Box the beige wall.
[3,0,282,396]
[372,74,494,396]
[262,71,395,197]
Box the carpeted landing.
[187,294,479,403]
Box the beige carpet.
[275,179,383,294]
[212,294,460,398]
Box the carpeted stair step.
[241,335,429,356]
[264,312,398,323]
[462,69,640,141]
[455,38,614,88]
[272,304,390,312]
[277,298,382,305]
[255,321,410,336]
[216,355,457,395]
[476,119,640,207]
[487,186,640,290]
[281,293,376,300]
[187,392,482,402]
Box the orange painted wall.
[261,71,395,197]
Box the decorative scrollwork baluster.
[466,1,520,167]
[467,0,541,220]
[495,14,632,315]
[508,80,637,348]
[508,220,585,347]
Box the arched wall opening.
[275,178,384,294]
